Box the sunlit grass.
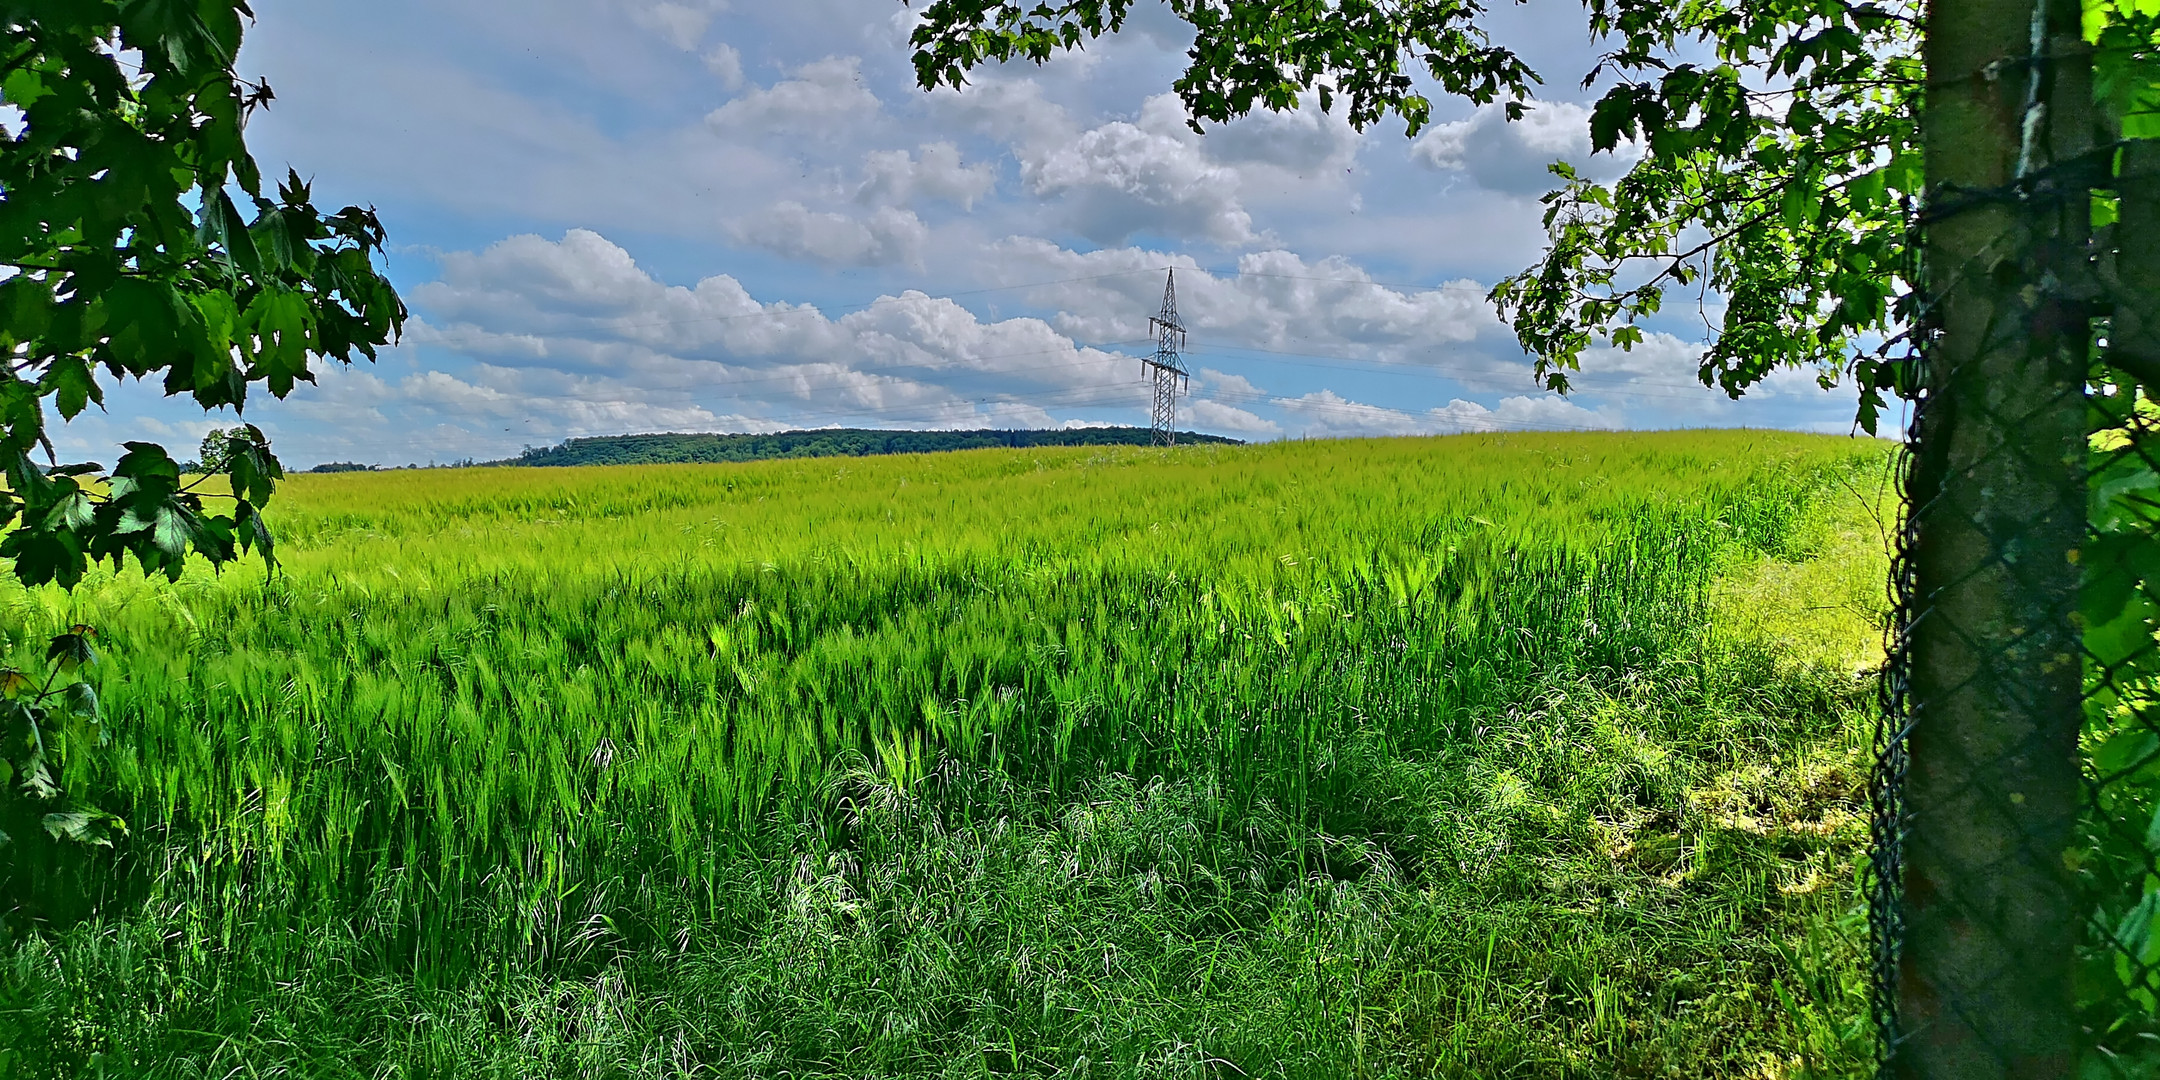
[0,430,1891,1078]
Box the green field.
[0,432,1894,1078]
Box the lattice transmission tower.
[1143,269,1189,446]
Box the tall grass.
[0,431,1891,1078]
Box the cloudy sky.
[69,0,1878,467]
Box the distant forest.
[478,428,1241,469]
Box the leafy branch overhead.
[0,0,405,588]
[1491,0,1924,435]
[904,0,2159,436]
[903,0,1538,133]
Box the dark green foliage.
[1493,1,1923,435]
[903,0,1537,134]
[502,427,1240,468]
[903,2,2156,436]
[191,427,244,476]
[0,3,405,589]
[2078,374,2160,1052]
[902,0,1921,425]
[2093,0,2160,142]
[0,0,403,928]
[0,622,120,921]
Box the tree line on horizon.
[294,427,1243,472]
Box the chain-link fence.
[1866,77,2160,1076]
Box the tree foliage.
[0,624,116,852]
[1490,0,1921,434]
[192,424,243,475]
[904,0,2154,431]
[2093,0,2160,143]
[0,1,405,590]
[0,2,403,856]
[905,0,1537,133]
[905,0,1912,418]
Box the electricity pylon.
[1143,268,1188,447]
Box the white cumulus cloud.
[982,240,1503,360]
[1272,388,1619,439]
[1188,398,1280,435]
[856,143,997,210]
[732,203,930,267]
[401,229,1159,443]
[1020,94,1254,245]
[701,42,744,89]
[1413,100,1640,196]
[626,0,730,51]
[706,55,879,134]
[1196,367,1264,397]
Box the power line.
[425,261,1736,408]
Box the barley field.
[0,431,1894,1078]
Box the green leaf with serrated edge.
[150,505,195,558]
[43,356,102,420]
[0,65,49,109]
[202,189,261,274]
[21,751,58,800]
[0,276,55,349]
[100,278,194,375]
[43,489,93,532]
[112,442,183,486]
[227,437,281,507]
[46,633,95,672]
[1589,88,1637,153]
[42,809,122,847]
[61,682,99,724]
[252,205,298,273]
[244,288,315,397]
[234,498,274,561]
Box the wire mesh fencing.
[1867,135,2160,1076]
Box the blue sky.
[64,0,1879,467]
